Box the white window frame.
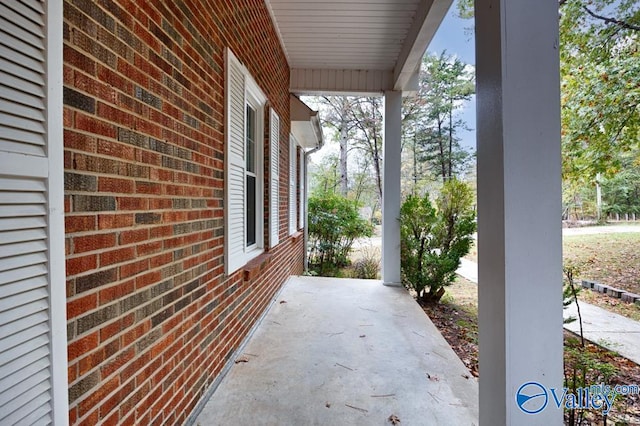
[269,109,280,247]
[225,49,267,274]
[244,90,264,254]
[299,148,305,229]
[289,135,298,235]
[48,2,70,421]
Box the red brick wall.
[63,0,302,424]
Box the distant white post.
[476,0,564,424]
[382,90,402,286]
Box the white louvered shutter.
[298,148,305,229]
[269,110,279,247]
[1,0,67,424]
[289,136,297,235]
[225,49,246,274]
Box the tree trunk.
[437,121,446,182]
[413,130,418,194]
[340,118,349,197]
[448,99,454,179]
[371,99,383,203]
[339,119,348,196]
[420,286,446,303]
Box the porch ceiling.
[265,0,452,94]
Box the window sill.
[243,252,272,281]
[291,231,303,243]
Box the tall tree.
[456,0,640,183]
[350,97,384,202]
[318,97,360,196]
[560,0,640,183]
[309,153,340,195]
[405,52,475,185]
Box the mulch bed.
[422,301,640,424]
[421,301,478,378]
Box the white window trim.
[48,2,70,422]
[244,89,265,255]
[269,109,280,248]
[299,148,305,229]
[225,49,267,274]
[289,135,298,235]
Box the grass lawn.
[464,232,640,320]
[563,233,640,294]
[564,233,640,321]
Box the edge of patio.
[194,276,479,425]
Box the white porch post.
[382,91,402,286]
[476,0,563,425]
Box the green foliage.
[563,262,618,425]
[309,96,384,219]
[455,0,473,20]
[455,0,640,214]
[308,193,373,275]
[560,0,640,183]
[400,179,476,303]
[601,154,640,215]
[309,153,341,196]
[564,340,618,425]
[562,180,598,220]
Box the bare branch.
[581,5,640,31]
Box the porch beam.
[393,0,452,91]
[475,0,563,425]
[382,90,402,286]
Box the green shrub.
[562,263,617,425]
[308,193,373,275]
[400,179,476,303]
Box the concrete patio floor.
[193,276,478,426]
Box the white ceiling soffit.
[265,0,452,94]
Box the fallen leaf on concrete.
[234,357,249,364]
[279,300,287,304]
[388,414,401,424]
[359,335,366,338]
[426,373,439,381]
[325,402,331,408]
[462,374,470,379]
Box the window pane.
[246,105,255,173]
[246,175,256,246]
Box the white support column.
[382,91,402,286]
[475,1,563,425]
